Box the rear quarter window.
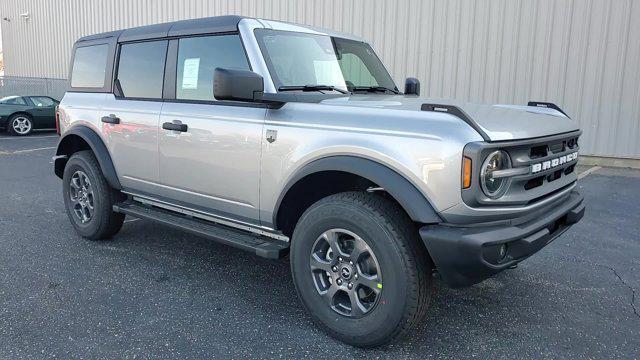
[70,44,109,88]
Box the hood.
[320,95,579,141]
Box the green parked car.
[0,95,59,136]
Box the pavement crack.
[560,255,639,320]
[605,266,639,320]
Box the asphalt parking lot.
[0,132,638,359]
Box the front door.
[157,34,265,223]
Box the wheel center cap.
[340,264,353,280]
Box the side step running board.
[113,201,289,260]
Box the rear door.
[157,34,265,223]
[100,40,168,194]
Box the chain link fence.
[0,76,68,101]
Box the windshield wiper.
[351,86,399,94]
[278,85,350,94]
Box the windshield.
[255,29,397,93]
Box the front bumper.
[420,190,585,288]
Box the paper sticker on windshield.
[182,58,200,89]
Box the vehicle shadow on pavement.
[90,219,564,356]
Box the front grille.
[462,131,581,207]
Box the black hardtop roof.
[76,15,245,43]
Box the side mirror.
[214,68,264,102]
[404,77,420,96]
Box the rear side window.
[71,44,109,88]
[116,41,168,99]
[176,35,249,101]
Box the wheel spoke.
[70,176,81,191]
[350,238,369,262]
[348,290,366,317]
[321,283,339,306]
[79,174,88,189]
[310,253,332,273]
[85,204,93,219]
[322,230,343,257]
[356,272,381,293]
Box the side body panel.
[258,101,483,227]
[100,94,162,194]
[157,102,266,223]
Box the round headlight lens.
[480,150,511,198]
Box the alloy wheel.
[12,116,32,135]
[310,229,382,318]
[69,170,95,224]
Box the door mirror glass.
[213,68,264,102]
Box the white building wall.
[0,0,638,159]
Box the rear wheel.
[290,192,433,347]
[8,114,33,136]
[62,150,125,240]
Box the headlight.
[480,150,511,198]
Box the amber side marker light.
[462,157,472,189]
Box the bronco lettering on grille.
[531,152,578,173]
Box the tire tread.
[293,191,433,347]
[64,150,124,240]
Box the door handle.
[101,114,120,124]
[162,121,188,132]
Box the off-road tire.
[62,150,125,240]
[290,191,433,347]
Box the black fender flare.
[273,156,442,225]
[54,126,121,190]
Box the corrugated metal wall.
[1,0,638,158]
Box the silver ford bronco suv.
[54,16,585,347]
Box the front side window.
[70,44,109,88]
[177,35,250,101]
[254,30,397,93]
[29,97,56,107]
[0,96,27,105]
[116,40,168,99]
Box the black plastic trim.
[114,201,288,259]
[163,39,179,100]
[421,190,584,288]
[421,103,491,141]
[273,156,442,226]
[527,101,571,118]
[54,126,121,190]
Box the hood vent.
[421,103,490,141]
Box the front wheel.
[8,114,33,136]
[290,192,433,347]
[62,150,125,240]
